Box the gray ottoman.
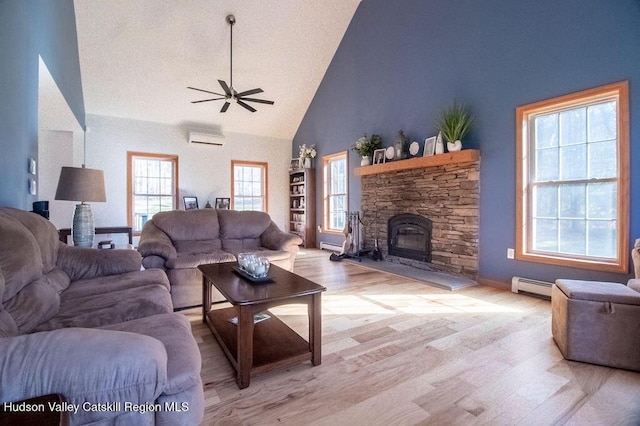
[552,279,640,371]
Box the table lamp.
[55,166,106,247]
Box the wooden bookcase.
[289,168,316,248]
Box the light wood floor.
[184,249,640,425]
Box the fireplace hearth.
[388,214,432,262]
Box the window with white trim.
[516,81,629,272]
[231,160,268,212]
[323,151,348,232]
[128,152,178,233]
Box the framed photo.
[215,197,230,210]
[423,136,437,157]
[289,158,301,170]
[183,196,198,210]
[372,148,386,165]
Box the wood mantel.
[354,149,480,176]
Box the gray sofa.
[0,207,204,425]
[138,209,302,310]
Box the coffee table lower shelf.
[206,307,312,376]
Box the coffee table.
[199,262,326,389]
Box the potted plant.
[352,134,383,166]
[437,103,474,152]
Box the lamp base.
[72,203,95,247]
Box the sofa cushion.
[0,207,59,274]
[217,210,271,240]
[556,279,640,305]
[0,269,19,338]
[174,239,223,254]
[152,209,222,242]
[166,251,236,269]
[4,268,70,334]
[0,213,43,303]
[101,313,201,396]
[59,268,169,301]
[35,282,173,331]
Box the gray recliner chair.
[551,238,640,371]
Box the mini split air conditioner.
[188,131,224,146]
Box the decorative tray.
[232,267,274,283]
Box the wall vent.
[188,131,224,146]
[511,276,553,298]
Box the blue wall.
[293,0,640,284]
[0,0,84,209]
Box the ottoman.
[552,279,640,371]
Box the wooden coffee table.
[199,262,326,389]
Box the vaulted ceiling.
[74,0,361,140]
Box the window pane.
[160,161,172,178]
[588,140,616,179]
[148,161,160,178]
[559,108,586,146]
[148,177,160,195]
[587,221,616,258]
[160,196,173,211]
[559,184,585,218]
[533,185,557,218]
[252,167,261,181]
[535,113,558,149]
[252,182,262,196]
[160,177,172,195]
[252,198,262,211]
[533,218,558,252]
[242,167,252,181]
[535,148,558,181]
[558,219,586,255]
[559,144,586,180]
[134,159,147,177]
[587,182,616,219]
[134,177,146,195]
[588,101,616,142]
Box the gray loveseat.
[138,209,302,310]
[0,207,204,425]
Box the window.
[231,160,268,212]
[127,152,179,233]
[516,81,629,272]
[323,151,348,233]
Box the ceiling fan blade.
[237,100,257,112]
[187,86,225,96]
[191,97,226,104]
[235,88,264,97]
[220,102,231,113]
[239,97,274,105]
[218,80,232,97]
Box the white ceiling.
[74,0,361,141]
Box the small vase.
[435,140,444,155]
[304,158,311,168]
[447,140,462,152]
[361,156,371,166]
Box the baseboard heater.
[319,241,342,252]
[511,276,553,298]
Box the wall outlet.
[507,248,515,259]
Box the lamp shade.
[55,166,106,202]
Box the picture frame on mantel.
[423,136,436,157]
[372,148,386,165]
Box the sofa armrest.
[0,328,167,424]
[628,278,640,293]
[56,243,142,282]
[137,221,177,266]
[261,222,302,251]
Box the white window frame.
[322,151,348,233]
[231,160,268,212]
[515,81,629,272]
[127,152,179,234]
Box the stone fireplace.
[387,213,432,262]
[359,152,480,278]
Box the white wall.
[37,129,83,229]
[84,114,292,232]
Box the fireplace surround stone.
[361,157,479,278]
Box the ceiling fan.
[188,14,274,113]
